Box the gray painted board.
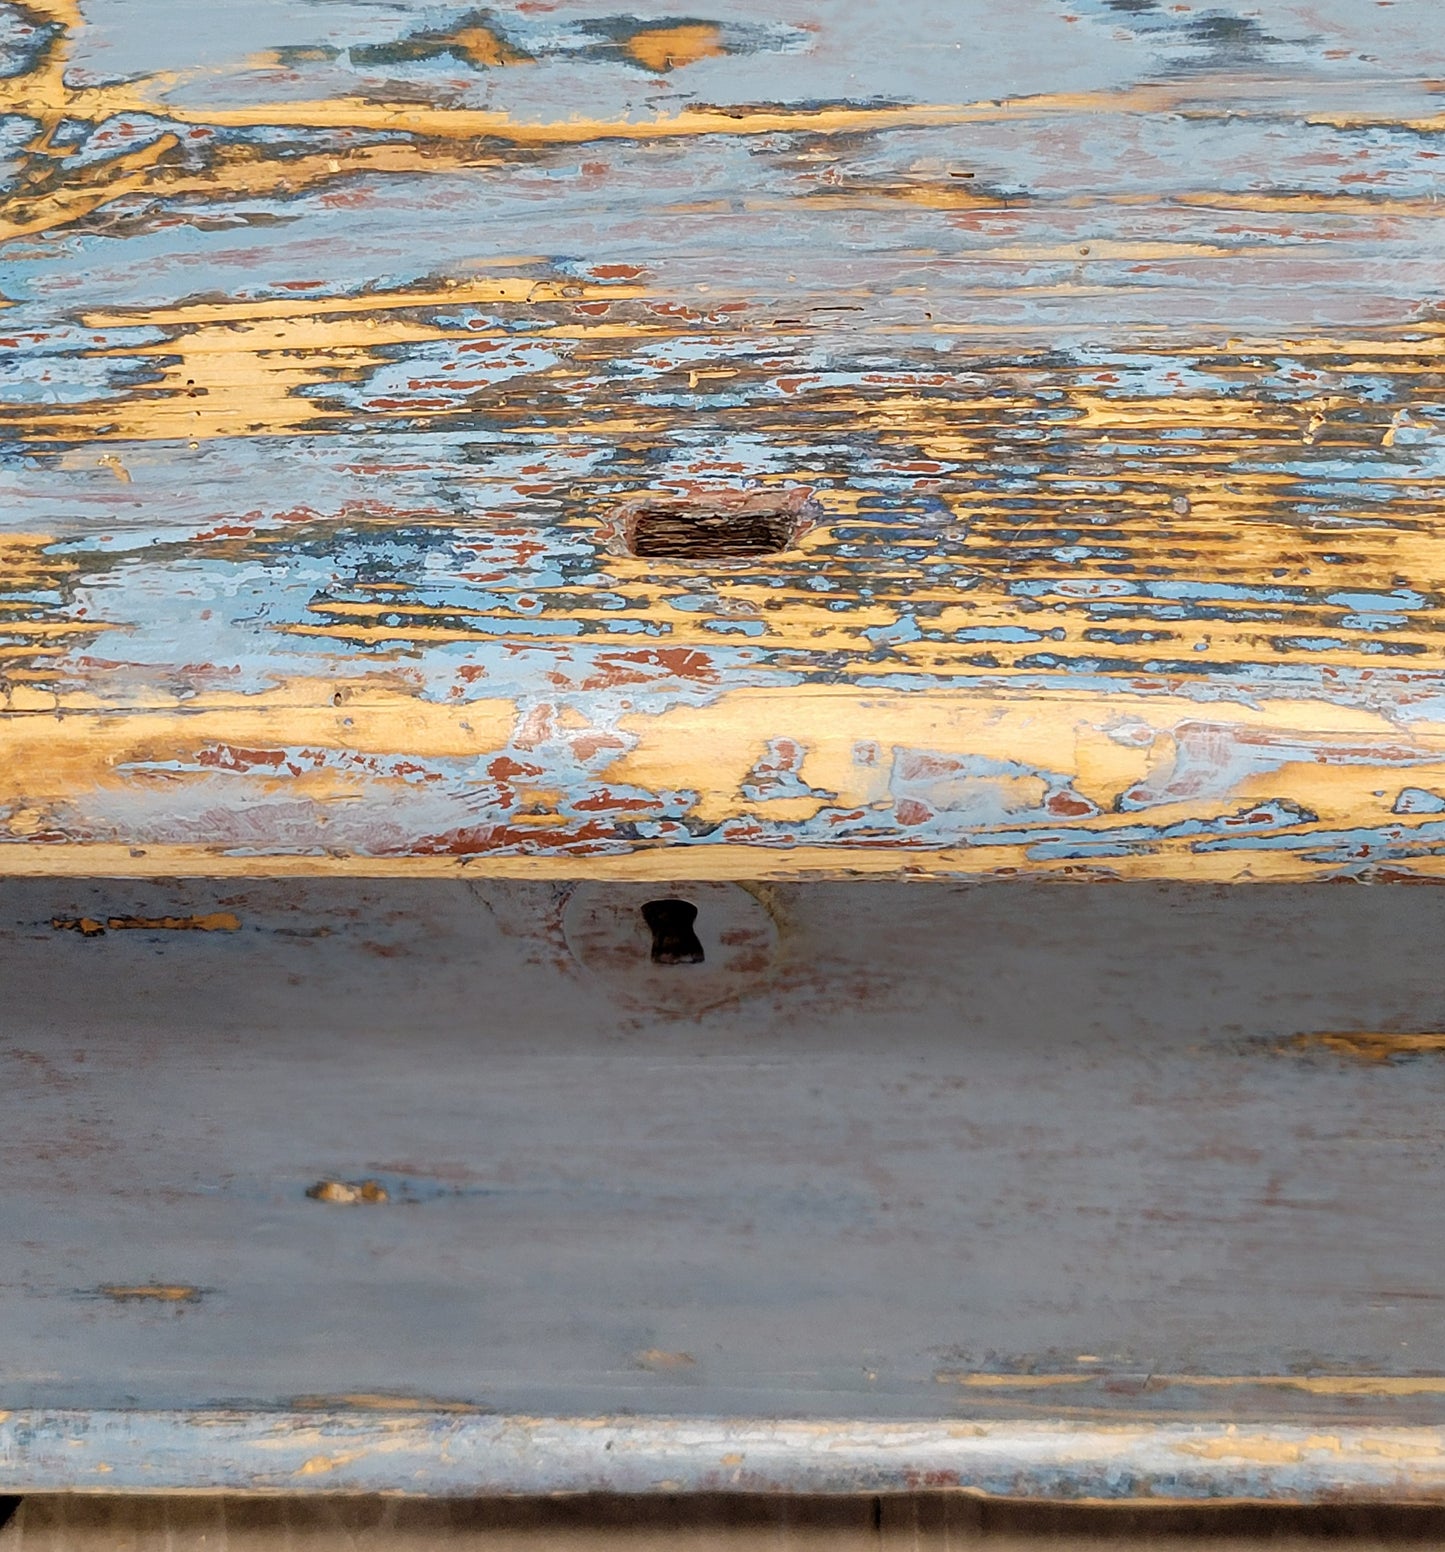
[3,880,1445,1494]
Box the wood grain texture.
[1,0,1443,877]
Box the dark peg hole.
[642,898,705,965]
[628,502,798,560]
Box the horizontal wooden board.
[1,0,1444,876]
[8,879,1445,1494]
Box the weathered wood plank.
[1,0,1443,875]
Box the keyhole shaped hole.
[642,898,705,965]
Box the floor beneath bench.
[9,1496,1445,1550]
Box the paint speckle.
[634,1348,697,1371]
[307,1179,390,1205]
[96,1285,203,1304]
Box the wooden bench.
[3,0,1445,1502]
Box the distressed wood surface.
[1,0,1444,877]
[8,880,1445,1493]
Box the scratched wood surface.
[1,0,1444,878]
[9,880,1445,1495]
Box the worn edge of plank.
[4,1410,1445,1499]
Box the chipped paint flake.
[96,1285,203,1303]
[1290,1033,1445,1064]
[306,1179,390,1205]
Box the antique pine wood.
[2,0,1443,879]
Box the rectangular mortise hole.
[626,502,799,560]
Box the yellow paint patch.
[14,84,1199,151]
[53,914,238,934]
[1291,1033,1445,1064]
[627,24,726,72]
[81,276,643,331]
[452,23,528,68]
[51,917,106,937]
[98,1285,202,1303]
[0,680,517,844]
[307,1179,390,1205]
[119,913,240,932]
[1175,1432,1343,1464]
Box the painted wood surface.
[13,1410,1445,1499]
[1,0,1444,877]
[8,879,1445,1493]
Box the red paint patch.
[576,647,720,693]
[1046,789,1097,818]
[488,756,545,781]
[197,745,291,773]
[573,788,664,814]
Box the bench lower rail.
[4,1412,1445,1501]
